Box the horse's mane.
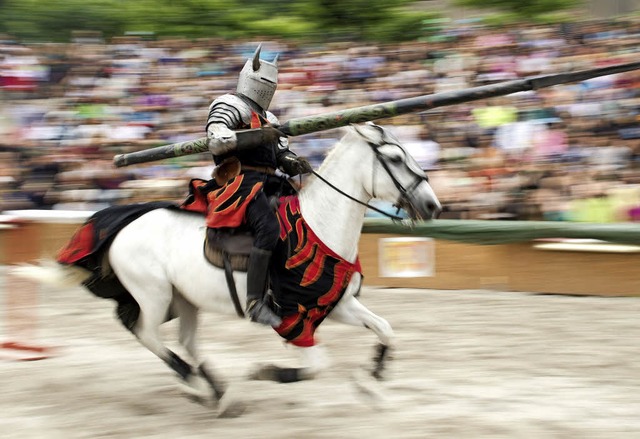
[313,126,369,175]
[315,129,350,172]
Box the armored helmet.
[236,44,278,110]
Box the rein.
[309,169,405,221]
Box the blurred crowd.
[1,17,640,222]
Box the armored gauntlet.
[279,154,313,176]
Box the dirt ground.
[2,282,640,439]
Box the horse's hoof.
[217,399,247,418]
[248,363,277,381]
[350,368,387,409]
[186,393,207,405]
[177,374,210,403]
[217,387,247,418]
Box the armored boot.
[246,247,282,327]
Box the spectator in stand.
[1,18,640,222]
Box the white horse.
[12,123,440,411]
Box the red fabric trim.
[250,110,261,129]
[279,196,360,270]
[56,221,96,264]
[180,179,210,214]
[275,307,327,348]
[205,175,263,228]
[274,196,362,347]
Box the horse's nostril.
[426,202,441,219]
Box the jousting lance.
[113,60,640,168]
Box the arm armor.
[206,123,238,155]
[206,94,290,155]
[205,95,248,155]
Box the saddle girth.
[204,228,252,317]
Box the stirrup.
[247,299,282,328]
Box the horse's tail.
[9,260,92,288]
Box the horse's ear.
[350,123,364,136]
[350,123,373,142]
[351,122,384,144]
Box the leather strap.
[241,165,276,175]
[223,252,245,318]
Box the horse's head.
[351,123,441,221]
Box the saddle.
[203,193,283,271]
[204,227,253,272]
[203,227,254,317]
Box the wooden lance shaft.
[113,60,640,168]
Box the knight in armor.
[205,45,312,328]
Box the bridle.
[309,125,428,221]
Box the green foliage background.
[0,0,586,42]
[454,0,583,21]
[0,0,440,42]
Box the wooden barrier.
[0,211,91,361]
[359,234,640,297]
[0,210,93,261]
[0,212,637,300]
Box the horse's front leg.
[328,292,394,381]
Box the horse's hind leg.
[113,265,197,387]
[134,297,196,382]
[173,293,225,402]
[328,295,394,380]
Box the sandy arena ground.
[2,281,640,438]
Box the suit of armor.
[205,46,311,328]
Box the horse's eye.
[388,154,403,164]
